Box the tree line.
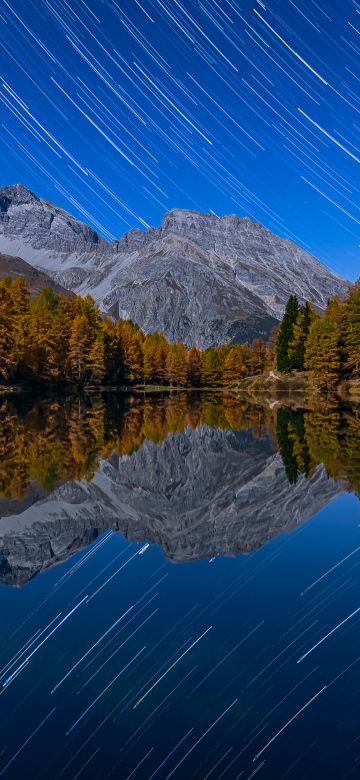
[0,393,270,499]
[275,283,360,387]
[0,277,268,386]
[1,276,359,389]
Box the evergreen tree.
[288,301,316,370]
[276,295,300,372]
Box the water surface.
[0,393,359,779]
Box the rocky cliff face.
[0,184,349,347]
[0,425,344,585]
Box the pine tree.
[276,295,300,372]
[288,301,316,370]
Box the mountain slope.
[0,252,73,297]
[0,184,350,347]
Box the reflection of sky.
[1,492,360,778]
[1,1,360,278]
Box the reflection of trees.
[0,393,268,499]
[0,392,359,501]
[276,402,360,494]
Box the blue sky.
[0,0,359,280]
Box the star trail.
[0,0,359,278]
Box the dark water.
[0,392,360,779]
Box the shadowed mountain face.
[0,394,348,585]
[0,184,349,347]
[0,252,73,297]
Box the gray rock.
[0,425,344,585]
[0,184,350,347]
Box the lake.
[0,392,359,779]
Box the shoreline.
[1,373,359,405]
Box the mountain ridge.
[0,184,350,348]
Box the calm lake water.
[0,392,360,779]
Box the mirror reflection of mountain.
[0,393,358,585]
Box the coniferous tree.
[288,301,316,370]
[121,322,144,383]
[248,337,266,374]
[305,316,341,388]
[276,295,300,372]
[186,346,202,386]
[222,345,246,384]
[201,348,222,386]
[166,343,187,386]
[68,314,93,383]
[87,337,106,384]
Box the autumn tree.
[165,343,187,386]
[87,337,106,384]
[143,333,168,384]
[248,337,266,375]
[305,316,341,388]
[344,283,360,375]
[68,314,94,383]
[186,346,202,386]
[201,348,223,386]
[222,345,247,384]
[120,322,144,383]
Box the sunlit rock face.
[0,426,344,585]
[0,185,349,348]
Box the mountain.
[0,252,73,297]
[0,425,344,585]
[0,184,350,348]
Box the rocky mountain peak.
[0,184,351,348]
[0,183,38,213]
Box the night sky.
[0,0,359,280]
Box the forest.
[0,277,267,387]
[0,276,359,388]
[275,284,360,387]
